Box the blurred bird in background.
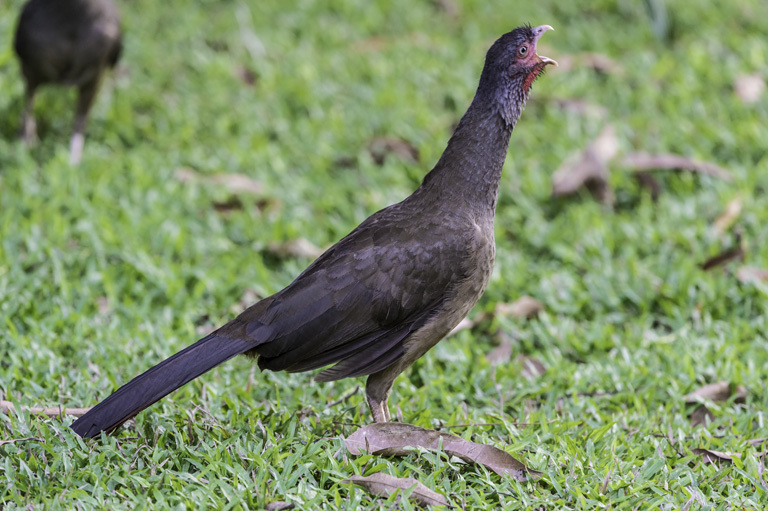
[14,0,122,165]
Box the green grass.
[1,0,767,508]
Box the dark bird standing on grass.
[71,25,557,439]
[14,0,122,165]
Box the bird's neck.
[419,88,518,216]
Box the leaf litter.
[344,422,541,481]
[343,472,449,507]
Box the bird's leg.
[20,84,37,146]
[70,79,100,165]
[365,372,395,422]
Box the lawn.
[1,0,767,508]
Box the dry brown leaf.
[0,400,92,418]
[368,137,419,165]
[174,167,263,195]
[684,382,747,403]
[344,422,540,481]
[700,245,745,271]
[689,405,715,428]
[734,73,765,104]
[495,296,543,319]
[237,66,258,87]
[267,238,324,260]
[692,448,740,464]
[552,124,617,204]
[343,473,448,507]
[210,173,263,195]
[0,436,44,447]
[737,266,768,285]
[622,153,732,181]
[517,355,546,380]
[485,339,513,366]
[212,197,244,213]
[265,502,294,511]
[713,197,742,234]
[748,438,768,447]
[174,167,198,183]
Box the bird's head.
[478,25,557,127]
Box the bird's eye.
[518,45,528,57]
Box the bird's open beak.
[532,25,558,67]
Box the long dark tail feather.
[70,331,254,439]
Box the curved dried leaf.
[692,448,739,464]
[344,422,540,481]
[368,137,419,165]
[267,238,324,259]
[713,197,742,234]
[684,381,747,403]
[517,355,546,379]
[689,405,714,428]
[0,400,92,418]
[495,296,543,319]
[265,502,294,511]
[344,473,448,507]
[622,153,732,181]
[734,73,765,104]
[0,437,44,447]
[552,125,617,204]
[737,266,768,285]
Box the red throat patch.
[523,68,541,93]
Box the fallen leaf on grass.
[174,167,263,194]
[485,338,513,366]
[236,66,258,87]
[685,382,747,427]
[0,437,44,447]
[210,173,264,195]
[712,197,742,235]
[737,266,768,285]
[684,382,747,403]
[368,137,419,165]
[734,73,765,104]
[267,238,324,259]
[212,196,244,213]
[265,502,294,511]
[552,124,618,204]
[495,296,544,319]
[343,473,448,507]
[517,355,546,380]
[689,405,715,428]
[692,448,740,464]
[344,422,540,481]
[0,400,92,418]
[700,244,745,271]
[622,153,732,181]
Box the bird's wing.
[240,205,468,379]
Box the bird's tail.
[70,330,253,438]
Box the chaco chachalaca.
[14,0,122,165]
[71,25,557,439]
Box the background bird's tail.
[70,330,253,438]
